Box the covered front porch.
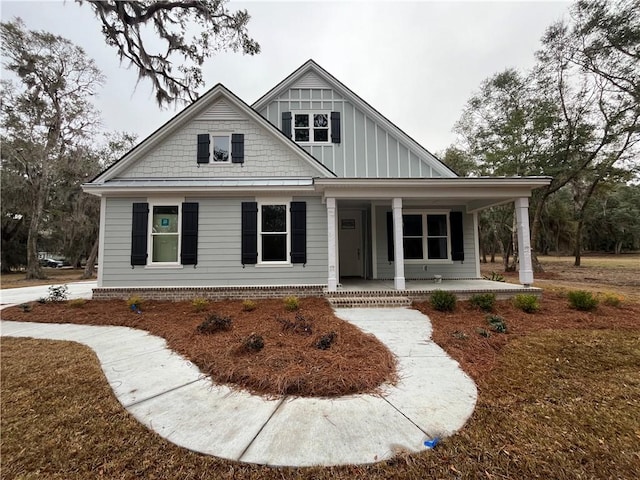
[315,177,552,294]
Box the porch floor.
[327,278,540,305]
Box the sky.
[1,0,571,154]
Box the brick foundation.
[92,285,326,301]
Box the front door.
[338,209,363,277]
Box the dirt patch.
[0,268,95,289]
[415,291,640,382]
[1,297,397,398]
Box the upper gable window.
[294,112,330,143]
[212,135,230,162]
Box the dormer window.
[282,111,340,144]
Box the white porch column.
[392,197,406,290]
[515,197,534,286]
[326,197,338,292]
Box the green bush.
[243,333,264,352]
[46,285,69,302]
[568,290,599,311]
[430,290,457,312]
[197,314,232,334]
[469,293,496,312]
[242,299,257,312]
[512,294,540,313]
[126,295,144,311]
[283,296,300,312]
[191,297,209,312]
[486,314,507,333]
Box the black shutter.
[231,134,244,164]
[290,202,306,264]
[451,211,464,261]
[386,211,394,262]
[131,203,149,266]
[181,202,199,265]
[331,111,341,144]
[282,112,292,138]
[241,202,258,265]
[197,134,210,164]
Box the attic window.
[212,135,230,162]
[294,112,329,143]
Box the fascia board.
[82,183,317,197]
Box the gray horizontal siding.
[374,205,478,280]
[101,196,328,288]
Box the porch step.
[327,296,412,308]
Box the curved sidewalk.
[1,307,477,467]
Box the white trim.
[392,198,405,290]
[97,196,106,287]
[326,197,338,291]
[147,197,185,266]
[257,198,291,265]
[473,211,481,278]
[144,265,184,270]
[515,197,534,286]
[371,204,378,279]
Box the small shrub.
[279,313,313,336]
[243,333,264,352]
[568,290,598,311]
[512,294,540,313]
[315,331,337,350]
[600,292,623,307]
[242,299,257,312]
[197,314,233,334]
[486,314,507,333]
[452,330,468,340]
[126,295,144,311]
[18,303,32,313]
[46,285,69,302]
[283,296,300,312]
[191,297,209,312]
[483,271,505,282]
[476,327,491,338]
[469,293,496,312]
[430,290,457,312]
[68,299,86,308]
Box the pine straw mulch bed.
[1,297,397,398]
[414,291,640,382]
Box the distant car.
[40,258,63,268]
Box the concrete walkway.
[1,305,476,467]
[0,281,97,306]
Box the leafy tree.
[1,19,104,279]
[78,0,260,106]
[439,146,478,176]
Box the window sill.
[296,142,333,146]
[255,263,293,268]
[144,264,184,269]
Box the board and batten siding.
[100,196,328,287]
[373,205,478,280]
[118,100,321,179]
[256,72,450,179]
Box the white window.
[294,112,330,143]
[402,211,451,262]
[212,134,231,162]
[149,201,182,264]
[258,201,290,263]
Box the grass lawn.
[0,268,95,289]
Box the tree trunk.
[573,218,583,266]
[82,237,99,279]
[530,192,550,273]
[25,189,46,280]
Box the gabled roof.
[252,60,458,178]
[90,83,337,184]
